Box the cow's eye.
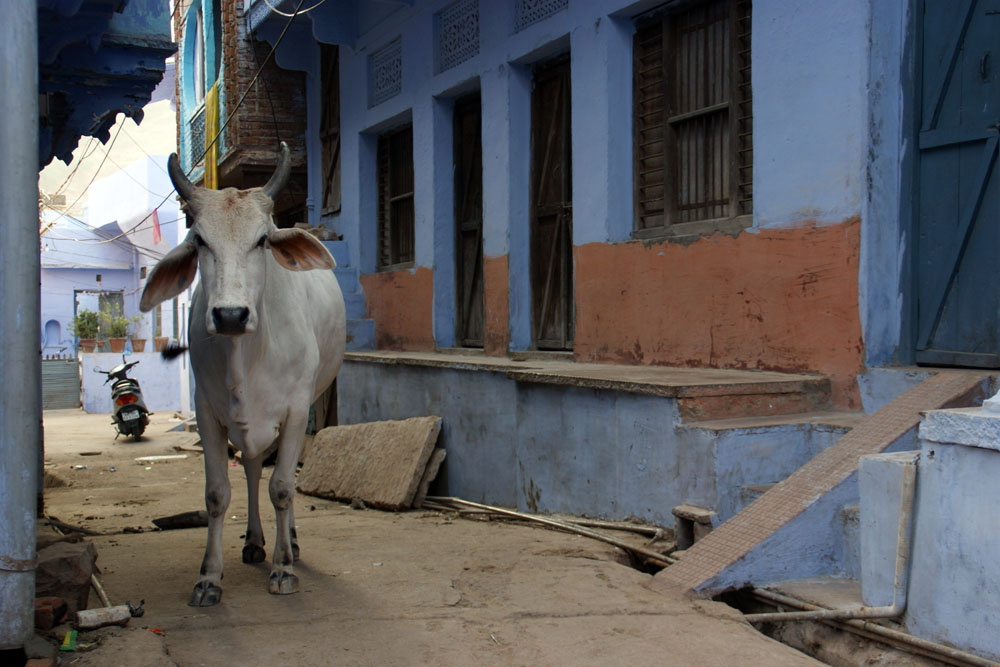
[256,235,267,249]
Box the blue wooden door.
[915,0,1000,366]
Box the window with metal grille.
[377,125,415,269]
[320,44,341,214]
[633,0,752,236]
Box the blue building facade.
[226,0,924,406]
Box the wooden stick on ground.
[45,515,112,607]
[43,517,101,536]
[425,496,677,567]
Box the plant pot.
[78,338,97,353]
[108,337,127,353]
[130,338,147,353]
[154,336,170,352]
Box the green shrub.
[71,309,99,339]
[99,306,139,338]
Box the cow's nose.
[212,307,250,334]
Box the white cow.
[139,143,346,606]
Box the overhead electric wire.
[261,0,328,18]
[41,121,127,228]
[120,125,171,175]
[43,214,181,262]
[47,136,102,199]
[191,0,307,169]
[40,0,307,251]
[89,147,173,198]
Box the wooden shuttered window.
[320,44,341,215]
[377,124,415,268]
[633,0,752,235]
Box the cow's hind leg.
[190,409,230,606]
[241,454,266,564]
[267,412,307,594]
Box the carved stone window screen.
[514,0,568,32]
[436,0,479,73]
[368,37,402,108]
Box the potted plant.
[154,336,170,352]
[71,309,99,353]
[100,307,138,354]
[130,314,147,353]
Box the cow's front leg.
[241,454,266,564]
[267,411,307,595]
[191,409,230,606]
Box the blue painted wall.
[41,155,184,353]
[338,358,687,526]
[255,0,905,363]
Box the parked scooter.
[94,355,150,440]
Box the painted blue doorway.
[913,0,1000,367]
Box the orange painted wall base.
[483,255,510,356]
[360,266,435,350]
[573,219,865,408]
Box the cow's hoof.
[242,544,266,564]
[268,572,299,595]
[189,581,222,607]
[292,542,300,562]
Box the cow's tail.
[161,342,190,360]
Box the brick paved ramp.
[653,371,990,597]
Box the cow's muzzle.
[212,307,250,335]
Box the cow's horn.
[261,142,291,200]
[167,153,195,202]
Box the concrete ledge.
[345,350,830,401]
[919,407,1000,451]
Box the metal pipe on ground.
[0,0,41,650]
[425,496,676,567]
[745,456,918,624]
[750,588,1000,667]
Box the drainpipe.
[750,588,999,667]
[744,459,918,624]
[0,0,41,650]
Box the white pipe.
[745,459,918,624]
[750,588,1000,667]
[0,0,41,650]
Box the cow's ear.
[139,242,199,312]
[268,228,336,271]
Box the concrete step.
[504,363,835,422]
[344,292,366,320]
[676,375,833,422]
[322,240,350,268]
[346,318,374,351]
[654,370,991,597]
[334,266,359,294]
[681,411,865,522]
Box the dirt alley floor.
[36,408,822,666]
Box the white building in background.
[40,152,193,414]
[40,154,186,356]
[38,56,193,413]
